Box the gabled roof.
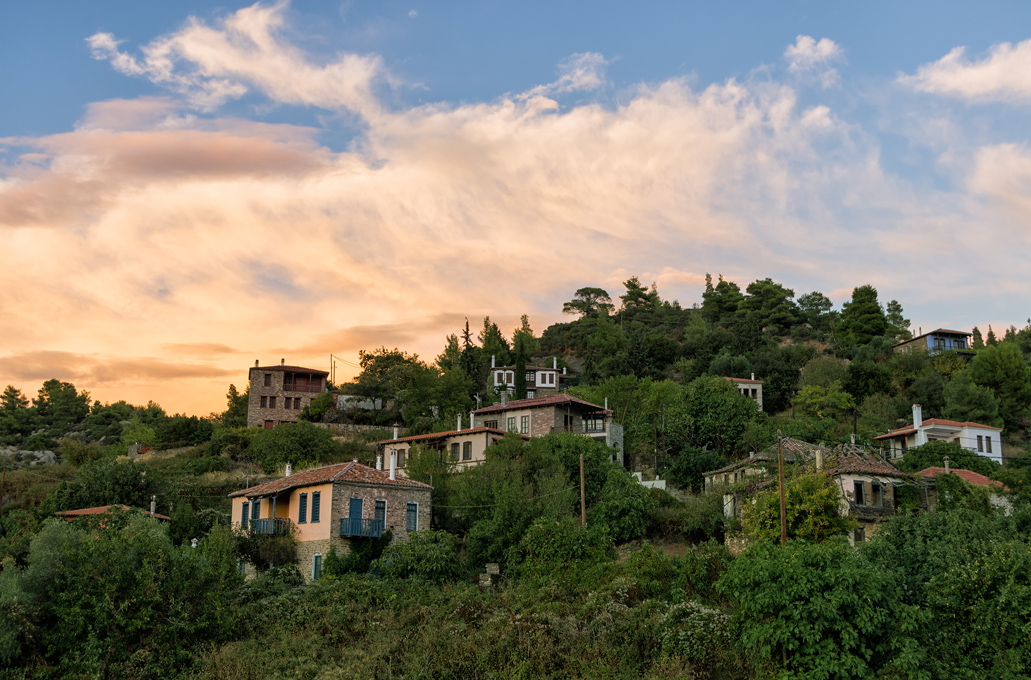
[874,418,1002,440]
[916,467,1006,489]
[825,456,907,478]
[379,426,523,445]
[228,461,431,498]
[253,365,329,375]
[56,505,171,521]
[724,376,764,384]
[472,394,609,416]
[703,438,824,476]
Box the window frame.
[298,492,308,523]
[520,415,529,434]
[463,441,473,461]
[241,501,250,530]
[406,502,418,532]
[311,491,321,523]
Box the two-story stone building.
[247,359,329,429]
[228,459,431,580]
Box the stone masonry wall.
[330,482,432,544]
[247,368,325,429]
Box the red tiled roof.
[379,426,524,445]
[724,376,764,384]
[56,505,171,521]
[916,467,1006,489]
[826,456,907,477]
[875,418,1002,440]
[472,394,608,415]
[254,365,329,376]
[228,461,432,498]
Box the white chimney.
[469,412,474,429]
[254,359,259,367]
[491,355,496,368]
[562,367,566,375]
[150,495,156,515]
[751,372,755,381]
[912,404,923,429]
[457,414,462,432]
[393,424,399,440]
[281,358,285,366]
[376,453,383,471]
[553,357,557,369]
[944,456,950,474]
[604,397,608,410]
[389,450,396,481]
[285,463,292,476]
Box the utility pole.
[778,430,787,545]
[660,403,667,477]
[579,453,586,527]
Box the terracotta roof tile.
[472,394,608,415]
[916,467,1006,489]
[228,461,431,498]
[825,456,907,478]
[379,426,523,445]
[724,376,764,384]
[56,505,171,521]
[254,365,329,376]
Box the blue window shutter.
[251,499,260,520]
[406,502,418,532]
[298,493,308,523]
[312,492,321,523]
[241,502,249,529]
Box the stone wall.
[330,482,432,544]
[247,367,326,429]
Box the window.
[507,417,516,432]
[854,481,865,506]
[525,371,533,382]
[241,501,250,529]
[871,483,882,507]
[987,437,993,454]
[312,553,322,580]
[397,449,406,467]
[406,502,418,532]
[463,441,472,460]
[284,373,293,390]
[451,443,460,461]
[264,373,272,387]
[311,492,321,522]
[854,527,866,543]
[295,398,302,410]
[375,499,386,525]
[269,396,277,409]
[494,371,503,386]
[298,493,308,523]
[484,420,498,429]
[260,396,267,408]
[506,371,514,384]
[520,415,529,434]
[977,435,984,452]
[251,499,260,520]
[283,397,291,409]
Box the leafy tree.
[299,391,335,422]
[969,342,1031,432]
[683,376,766,456]
[435,333,462,371]
[120,416,157,449]
[843,360,892,404]
[803,355,849,389]
[836,285,888,349]
[249,422,340,473]
[908,370,946,418]
[619,276,658,315]
[701,274,743,326]
[562,287,614,318]
[353,347,423,403]
[750,347,803,414]
[588,467,657,542]
[885,299,912,340]
[717,538,903,679]
[664,446,726,492]
[45,458,169,511]
[222,384,248,427]
[896,440,1000,479]
[737,278,799,335]
[943,371,1002,427]
[741,471,857,543]
[795,383,856,420]
[371,529,463,584]
[797,291,834,332]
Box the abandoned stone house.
[246,359,329,429]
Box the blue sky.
[2,1,1031,413]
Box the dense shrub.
[590,467,657,542]
[248,422,339,473]
[323,531,393,576]
[371,529,463,584]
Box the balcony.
[283,383,322,393]
[248,517,292,535]
[339,517,385,538]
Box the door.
[349,497,363,536]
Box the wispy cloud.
[784,35,843,88]
[901,39,1031,104]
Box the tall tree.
[562,287,614,318]
[986,325,998,346]
[835,285,887,348]
[478,317,510,366]
[512,315,540,357]
[513,333,529,401]
[968,342,1031,432]
[33,379,91,428]
[701,274,743,326]
[1,385,28,411]
[797,291,834,332]
[221,384,248,428]
[435,334,462,371]
[972,326,985,350]
[885,300,912,340]
[737,278,799,333]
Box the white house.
[874,404,1002,464]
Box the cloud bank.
[2,4,1030,414]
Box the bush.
[516,516,614,577]
[371,530,463,584]
[741,470,856,543]
[897,440,1001,479]
[659,600,732,668]
[323,531,393,576]
[249,422,339,473]
[237,526,299,571]
[590,467,657,542]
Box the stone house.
[874,404,1003,464]
[891,328,972,355]
[247,359,329,429]
[378,418,527,472]
[228,460,431,580]
[824,453,911,542]
[471,394,624,464]
[489,356,571,398]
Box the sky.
[2,1,1031,416]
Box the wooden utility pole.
[778,431,787,545]
[0,460,5,519]
[660,403,667,476]
[579,453,586,527]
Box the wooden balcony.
[248,517,292,535]
[339,517,385,538]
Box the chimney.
[604,397,608,410]
[150,495,156,515]
[751,372,755,381]
[393,424,399,440]
[254,359,259,367]
[816,448,823,470]
[457,414,462,432]
[912,404,923,429]
[562,367,566,375]
[285,463,292,476]
[501,392,508,406]
[376,453,383,471]
[491,355,496,368]
[389,450,396,481]
[281,358,285,366]
[553,357,557,370]
[469,412,474,429]
[944,456,950,474]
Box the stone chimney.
[501,392,508,406]
[255,359,259,367]
[816,448,823,470]
[389,450,396,481]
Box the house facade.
[247,359,329,429]
[892,328,972,355]
[378,422,525,471]
[723,374,764,411]
[228,460,431,580]
[471,394,624,464]
[874,404,1002,464]
[489,356,569,398]
[825,453,910,542]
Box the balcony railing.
[339,517,385,538]
[550,424,607,435]
[249,517,292,535]
[283,384,322,393]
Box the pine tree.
[987,325,998,346]
[972,326,985,350]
